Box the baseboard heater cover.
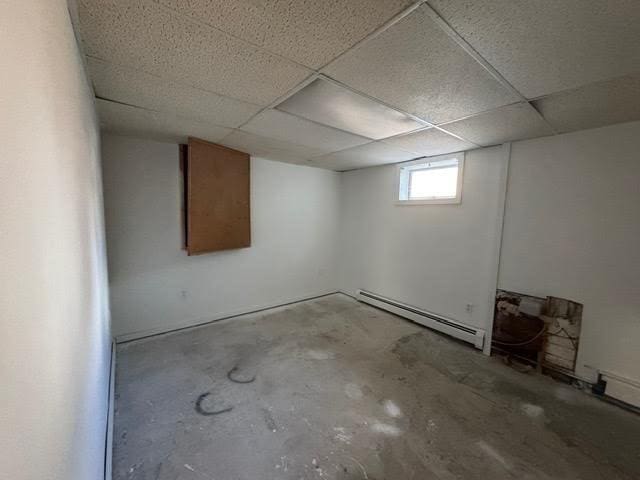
[598,370,640,409]
[357,290,485,350]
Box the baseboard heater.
[356,289,485,350]
[598,370,640,409]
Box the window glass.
[397,154,463,204]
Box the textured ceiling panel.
[428,0,640,99]
[311,142,417,171]
[323,5,518,124]
[442,103,554,147]
[219,130,325,165]
[241,109,370,154]
[96,99,231,144]
[383,128,476,157]
[88,58,261,128]
[157,0,414,69]
[276,78,428,140]
[78,0,311,105]
[533,74,640,134]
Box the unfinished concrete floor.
[114,294,640,480]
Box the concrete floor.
[114,294,640,480]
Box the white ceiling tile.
[241,109,370,154]
[219,130,325,164]
[96,98,231,144]
[88,58,262,128]
[428,0,640,99]
[311,142,418,171]
[323,5,518,124]
[533,74,640,134]
[157,0,414,69]
[441,103,554,146]
[78,0,311,105]
[276,78,428,140]
[383,128,476,157]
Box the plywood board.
[186,137,250,255]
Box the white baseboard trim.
[104,340,115,480]
[115,290,340,343]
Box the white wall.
[102,135,340,339]
[338,146,508,335]
[499,121,640,391]
[337,122,640,403]
[0,2,111,480]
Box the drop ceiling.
[276,79,428,140]
[77,0,640,171]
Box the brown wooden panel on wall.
[186,137,250,255]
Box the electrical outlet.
[465,303,474,314]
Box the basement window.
[396,153,464,205]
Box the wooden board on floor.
[186,137,250,255]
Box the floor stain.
[114,294,640,480]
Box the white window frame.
[395,152,465,205]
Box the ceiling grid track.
[423,1,559,135]
[87,54,265,108]
[224,1,444,148]
[92,0,540,155]
[316,0,427,72]
[151,0,314,73]
[84,0,640,169]
[228,72,320,135]
[222,0,549,152]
